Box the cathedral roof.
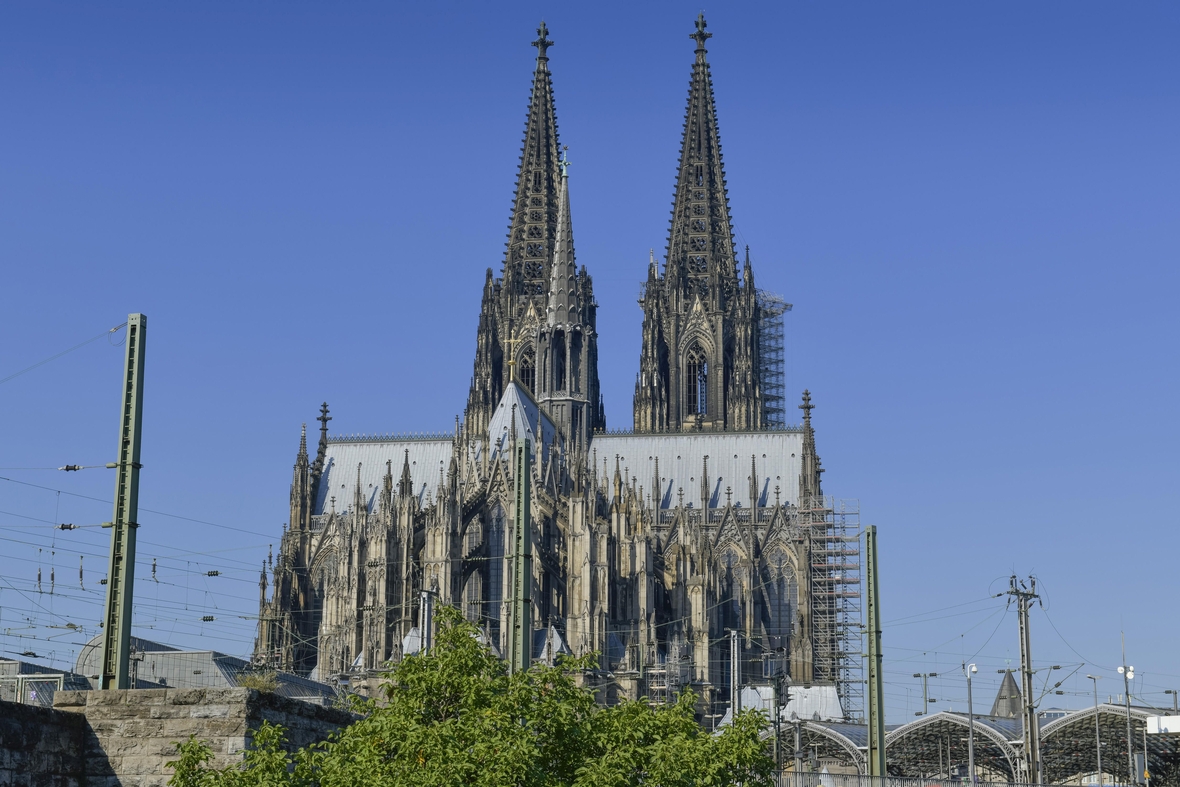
[313,437,454,514]
[591,428,803,510]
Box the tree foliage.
[170,606,773,787]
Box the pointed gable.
[487,381,560,459]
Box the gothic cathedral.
[256,16,860,722]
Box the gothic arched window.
[553,330,566,391]
[518,349,536,395]
[685,343,708,415]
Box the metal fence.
[0,674,66,708]
[777,775,1117,787]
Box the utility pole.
[507,439,532,674]
[1007,575,1041,783]
[1165,689,1178,714]
[99,313,146,690]
[1119,637,1136,787]
[1087,674,1103,787]
[865,525,886,778]
[913,671,938,716]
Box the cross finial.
[799,389,814,423]
[691,13,712,55]
[317,402,332,430]
[533,21,554,62]
[560,145,570,177]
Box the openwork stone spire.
[666,12,736,286]
[504,21,563,300]
[633,16,761,432]
[547,148,576,326]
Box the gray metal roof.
[314,438,454,514]
[591,429,804,508]
[75,635,337,704]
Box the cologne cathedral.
[256,16,860,721]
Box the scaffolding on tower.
[799,494,864,722]
[756,290,791,428]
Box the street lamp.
[1118,664,1135,784]
[963,662,977,784]
[914,672,938,716]
[1087,674,1102,787]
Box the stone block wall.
[50,688,355,787]
[0,699,86,787]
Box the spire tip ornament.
[533,21,554,62]
[691,13,712,55]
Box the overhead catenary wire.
[0,475,277,539]
[0,322,127,386]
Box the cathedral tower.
[467,23,604,439]
[634,15,763,432]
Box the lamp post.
[1087,674,1102,787]
[1118,664,1135,784]
[963,662,977,784]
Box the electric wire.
[0,322,126,386]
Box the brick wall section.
[51,688,355,787]
[0,699,86,787]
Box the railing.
[778,775,1063,787]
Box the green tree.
[170,606,772,787]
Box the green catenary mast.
[507,439,533,674]
[99,313,146,690]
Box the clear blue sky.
[2,2,1177,721]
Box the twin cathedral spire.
[468,15,767,440]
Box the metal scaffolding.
[757,290,791,428]
[801,495,864,722]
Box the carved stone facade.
[256,18,852,720]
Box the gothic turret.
[536,151,601,447]
[633,15,764,432]
[290,423,312,532]
[798,390,823,506]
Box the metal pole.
[1007,575,1042,783]
[1142,725,1150,787]
[1088,674,1103,787]
[508,439,532,674]
[729,629,740,718]
[420,590,435,653]
[914,672,937,716]
[1120,654,1135,785]
[865,525,886,777]
[794,720,803,781]
[99,313,146,690]
[773,673,783,784]
[964,662,977,785]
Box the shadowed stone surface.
[0,688,355,787]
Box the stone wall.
[0,699,86,787]
[50,688,355,787]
